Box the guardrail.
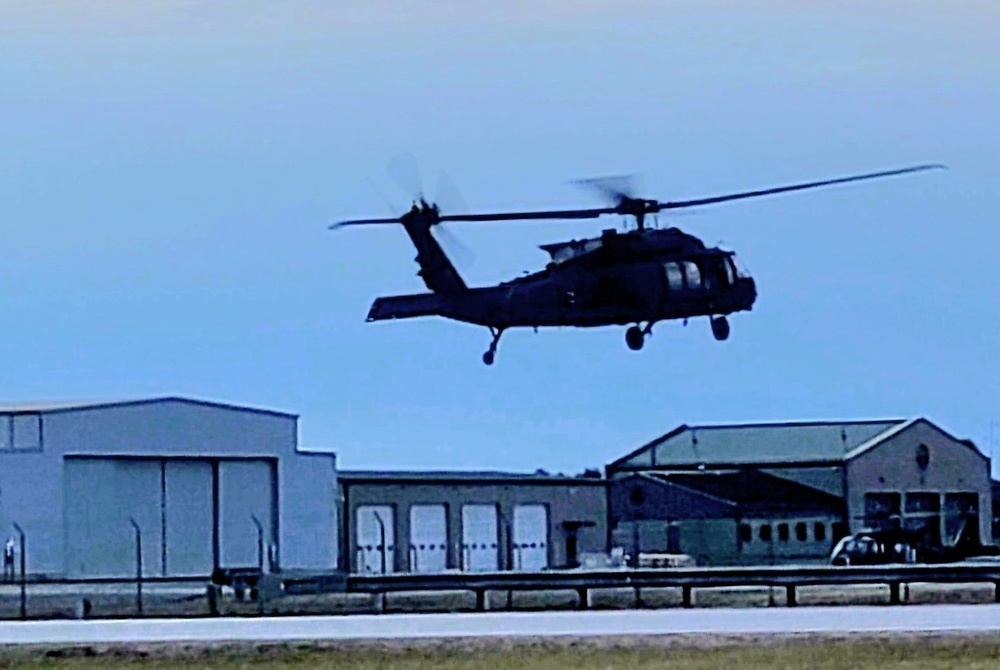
[346,562,1000,610]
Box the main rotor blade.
[328,216,401,230]
[439,206,615,223]
[657,163,945,211]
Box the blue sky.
[2,2,999,475]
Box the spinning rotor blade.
[387,152,424,202]
[331,162,944,229]
[656,163,946,211]
[329,216,402,229]
[439,206,615,223]
[572,174,637,205]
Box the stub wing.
[366,293,449,322]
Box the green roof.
[608,419,907,471]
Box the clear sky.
[2,1,999,476]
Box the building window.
[628,486,645,507]
[738,524,752,543]
[814,522,827,542]
[778,523,789,542]
[795,522,807,542]
[759,524,772,542]
[0,414,43,452]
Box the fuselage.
[432,250,758,329]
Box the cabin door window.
[683,261,702,289]
[663,262,684,291]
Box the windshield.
[729,253,752,279]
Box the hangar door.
[64,457,274,578]
[513,504,548,571]
[64,458,164,578]
[355,505,395,574]
[218,460,276,569]
[163,461,214,576]
[409,504,447,573]
[461,504,499,572]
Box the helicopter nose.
[739,277,757,307]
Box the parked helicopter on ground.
[330,163,943,365]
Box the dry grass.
[0,633,998,669]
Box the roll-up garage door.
[163,460,214,576]
[64,458,164,578]
[218,460,275,569]
[513,504,548,571]
[356,505,395,574]
[461,504,499,572]
[409,504,447,573]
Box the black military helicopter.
[331,163,943,365]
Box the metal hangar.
[337,470,607,574]
[0,397,337,579]
[606,417,993,565]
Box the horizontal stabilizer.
[367,293,448,322]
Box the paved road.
[0,604,997,646]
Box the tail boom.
[366,293,450,322]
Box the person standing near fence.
[3,537,14,582]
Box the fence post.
[373,511,387,574]
[129,518,142,615]
[12,523,25,620]
[251,515,264,574]
[251,514,265,614]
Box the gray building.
[606,417,993,565]
[338,471,607,574]
[993,480,1000,543]
[0,397,338,579]
[610,470,845,566]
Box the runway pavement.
[0,604,997,646]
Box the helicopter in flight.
[331,163,943,365]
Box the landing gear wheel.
[711,316,730,341]
[482,327,504,365]
[625,325,645,351]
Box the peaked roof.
[608,418,907,472]
[0,396,297,418]
[649,470,844,515]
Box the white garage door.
[64,458,164,578]
[461,504,499,572]
[218,460,275,569]
[513,504,549,571]
[356,505,395,574]
[409,504,447,573]
[163,461,214,576]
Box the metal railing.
[345,562,1000,611]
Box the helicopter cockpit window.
[683,261,701,289]
[730,254,751,279]
[724,257,735,285]
[663,262,684,290]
